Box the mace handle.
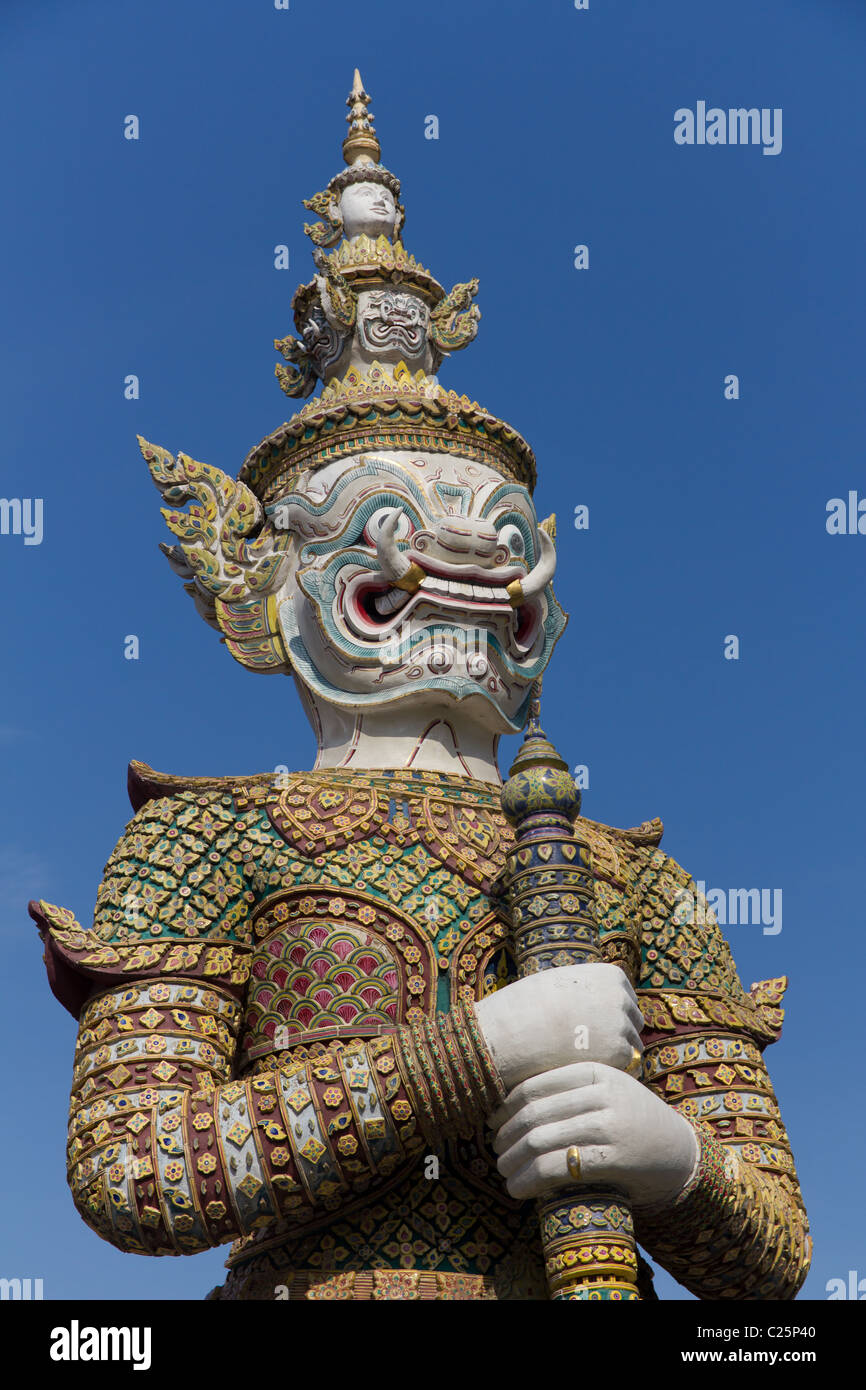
[500,732,641,1301]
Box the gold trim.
[625,1048,643,1077]
[506,579,524,608]
[267,1267,499,1300]
[393,562,425,594]
[238,363,537,499]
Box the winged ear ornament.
[273,335,319,398]
[302,188,343,248]
[429,278,481,354]
[138,437,292,674]
[313,251,357,335]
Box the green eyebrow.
[480,481,537,519]
[266,460,430,519]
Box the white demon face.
[356,290,429,364]
[269,452,567,732]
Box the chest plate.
[241,886,438,1068]
[235,768,643,1069]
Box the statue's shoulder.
[589,815,665,849]
[624,837,787,1033]
[572,812,664,886]
[31,762,290,1017]
[569,818,788,1043]
[126,759,276,812]
[94,760,287,944]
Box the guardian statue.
[33,73,810,1300]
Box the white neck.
[296,681,503,783]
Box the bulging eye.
[363,507,414,547]
[497,523,526,559]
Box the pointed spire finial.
[343,68,381,168]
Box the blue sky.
[1,0,863,1300]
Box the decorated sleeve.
[38,898,502,1256]
[627,848,811,1298]
[70,999,500,1255]
[634,1115,811,1301]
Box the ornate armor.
[34,761,809,1299]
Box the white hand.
[474,963,644,1092]
[490,1061,700,1208]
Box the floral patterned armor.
[32,72,810,1301]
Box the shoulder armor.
[601,816,664,847]
[630,846,783,1022]
[128,759,276,813]
[30,899,250,1020]
[94,769,287,951]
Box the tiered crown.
[241,70,536,498]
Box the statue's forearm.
[634,1007,811,1299]
[69,980,502,1256]
[634,1124,811,1300]
[68,975,238,1253]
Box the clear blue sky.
[1,0,863,1300]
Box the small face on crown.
[355,290,432,371]
[339,181,397,241]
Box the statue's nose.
[414,516,501,570]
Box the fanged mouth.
[344,564,540,652]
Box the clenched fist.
[474,963,644,1092]
[490,1062,700,1208]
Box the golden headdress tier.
[242,363,536,501]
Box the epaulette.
[127,759,275,813]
